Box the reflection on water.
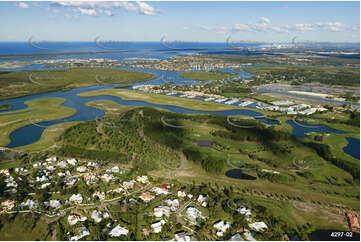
[343,137,360,160]
[225,169,257,180]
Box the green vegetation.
[178,71,237,81]
[0,98,76,147]
[241,65,360,87]
[58,107,181,170]
[0,213,51,240]
[0,68,155,100]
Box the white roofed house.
[67,214,87,226]
[100,173,115,183]
[175,231,191,241]
[67,158,78,166]
[249,221,268,232]
[109,225,129,237]
[213,220,231,237]
[69,194,83,204]
[186,207,204,224]
[165,199,180,212]
[153,206,171,218]
[197,194,207,207]
[65,177,79,187]
[122,180,136,189]
[41,183,51,189]
[106,166,120,173]
[70,226,90,241]
[46,156,57,162]
[76,165,88,173]
[177,191,187,198]
[151,219,166,233]
[136,175,148,184]
[49,199,62,209]
[237,206,252,217]
[151,187,169,195]
[21,199,39,210]
[91,210,103,223]
[87,161,98,167]
[139,192,154,202]
[57,160,68,168]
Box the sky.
[0,1,359,43]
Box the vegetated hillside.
[58,106,359,181]
[58,107,182,170]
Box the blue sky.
[0,1,359,42]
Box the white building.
[136,175,148,184]
[213,220,231,237]
[69,194,83,204]
[151,220,166,233]
[49,200,62,209]
[91,210,103,223]
[67,158,77,166]
[109,225,129,237]
[70,226,90,241]
[249,222,268,232]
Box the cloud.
[259,16,271,24]
[48,1,159,16]
[200,17,358,35]
[136,1,157,15]
[18,2,29,9]
[78,8,97,16]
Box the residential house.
[151,187,169,195]
[109,225,129,237]
[69,194,83,204]
[249,222,268,232]
[68,214,87,226]
[139,192,155,202]
[154,206,171,218]
[67,158,77,166]
[136,175,148,184]
[175,231,191,241]
[151,220,166,233]
[214,220,231,237]
[70,226,90,241]
[49,200,62,209]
